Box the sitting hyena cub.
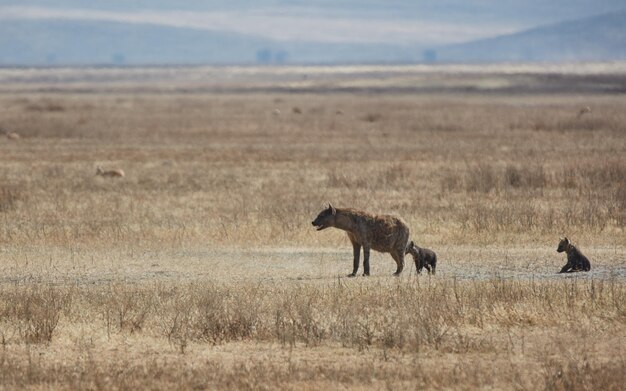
[405,241,437,275]
[557,237,591,273]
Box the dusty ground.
[1,245,625,286]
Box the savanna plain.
[0,66,625,390]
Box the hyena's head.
[557,237,570,253]
[311,204,337,231]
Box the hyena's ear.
[328,203,336,215]
[563,237,569,243]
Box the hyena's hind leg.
[428,254,437,275]
[391,250,405,276]
[583,258,591,272]
[362,245,371,276]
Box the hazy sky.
[0,6,520,44]
[1,1,625,45]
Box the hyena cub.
[405,241,437,275]
[557,237,591,273]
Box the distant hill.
[2,9,626,65]
[435,10,626,62]
[0,20,275,65]
[0,19,423,66]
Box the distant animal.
[557,237,591,273]
[311,204,410,277]
[405,241,437,275]
[576,106,591,118]
[292,107,302,114]
[96,166,125,178]
[0,127,20,140]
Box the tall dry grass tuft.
[362,112,383,122]
[542,358,626,391]
[6,277,620,351]
[0,185,24,213]
[0,278,623,388]
[101,286,155,335]
[440,159,626,234]
[0,285,70,344]
[504,164,547,189]
[614,182,626,227]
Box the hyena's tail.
[404,240,414,254]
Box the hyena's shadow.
[283,274,393,282]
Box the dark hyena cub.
[557,237,591,273]
[405,241,437,275]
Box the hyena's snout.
[312,204,336,231]
[311,218,328,231]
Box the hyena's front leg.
[417,255,426,274]
[362,246,370,276]
[413,255,422,274]
[349,240,361,277]
[559,261,573,273]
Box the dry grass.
[0,278,624,389]
[1,93,625,248]
[0,67,625,389]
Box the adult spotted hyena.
[311,204,410,277]
[557,237,591,273]
[405,241,437,275]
